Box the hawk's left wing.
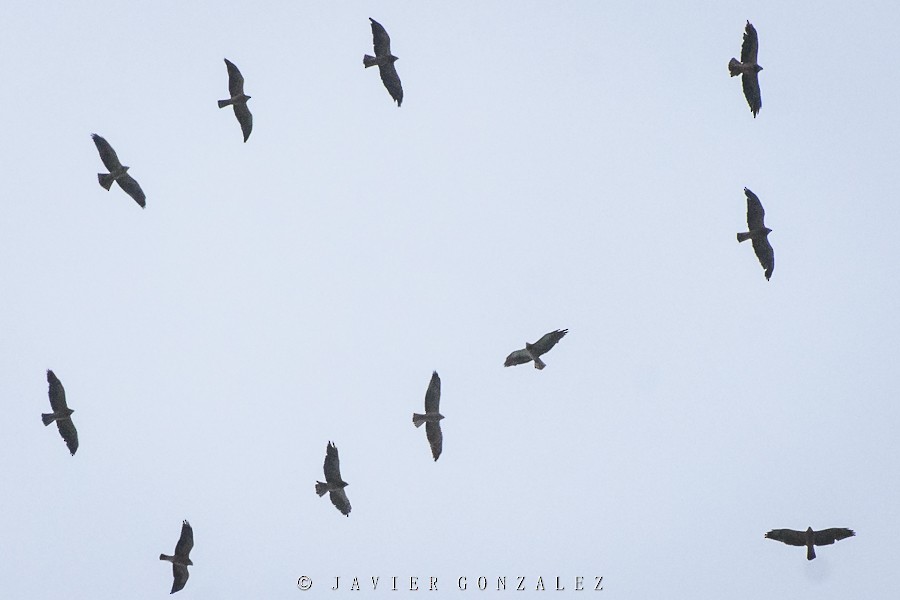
[504,348,532,367]
[741,21,759,64]
[224,58,245,97]
[175,521,193,558]
[765,529,806,546]
[324,441,343,484]
[47,370,68,412]
[91,134,123,172]
[424,371,440,414]
[369,18,392,57]
[744,188,766,230]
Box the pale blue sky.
[2,2,898,598]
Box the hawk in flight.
[765,527,855,560]
[315,441,351,516]
[41,370,78,455]
[91,134,146,208]
[363,18,403,106]
[504,329,568,370]
[412,371,444,461]
[159,520,194,593]
[728,20,763,117]
[736,187,774,280]
[217,59,253,142]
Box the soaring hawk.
[504,329,568,370]
[363,18,403,106]
[728,21,763,117]
[217,59,253,142]
[315,441,351,516]
[765,527,855,560]
[412,371,444,461]
[41,370,78,456]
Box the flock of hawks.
[37,19,853,595]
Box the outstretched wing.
[504,348,532,367]
[324,441,343,484]
[369,18,392,57]
[175,520,194,558]
[329,489,351,516]
[424,371,440,413]
[531,329,568,357]
[744,188,765,230]
[224,58,245,97]
[91,134,122,172]
[378,63,403,106]
[47,370,68,412]
[752,237,774,280]
[814,528,855,546]
[233,103,253,143]
[765,529,807,546]
[742,72,762,117]
[425,421,442,461]
[741,21,759,64]
[171,563,189,594]
[117,174,146,208]
[57,419,78,456]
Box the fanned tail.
[412,413,426,427]
[363,54,378,68]
[315,482,328,497]
[97,173,115,190]
[41,413,54,426]
[728,58,742,76]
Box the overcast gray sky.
[3,1,899,598]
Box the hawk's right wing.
[742,72,762,117]
[531,329,568,357]
[329,489,351,516]
[117,174,146,208]
[378,62,403,106]
[233,103,253,143]
[813,528,855,546]
[425,421,442,462]
[57,418,78,456]
[752,236,774,280]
